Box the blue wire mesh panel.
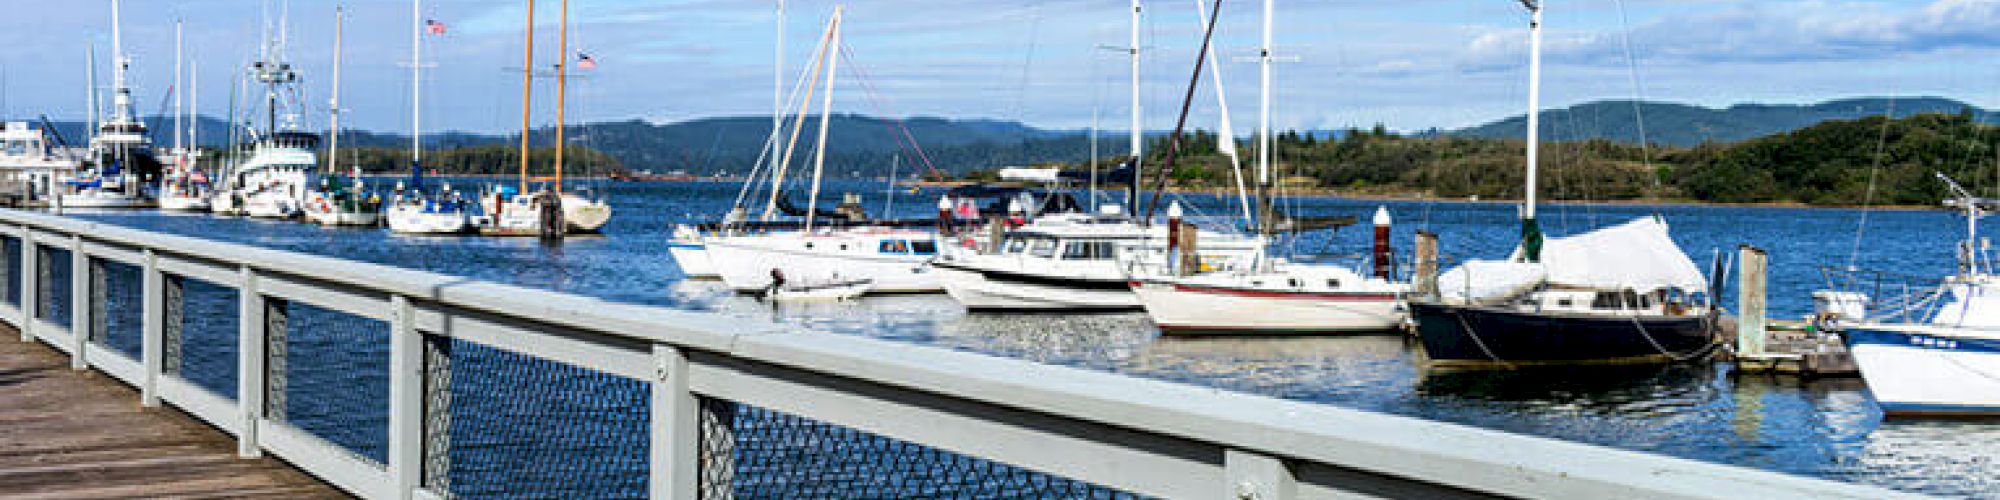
[1,235,19,308]
[441,339,649,498]
[710,403,1142,499]
[174,277,240,399]
[92,259,144,359]
[37,246,70,330]
[273,301,391,465]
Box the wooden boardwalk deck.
[0,334,345,499]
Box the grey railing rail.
[0,208,1913,499]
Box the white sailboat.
[703,7,950,294]
[669,0,788,278]
[932,0,1263,311]
[1835,174,2000,416]
[64,0,157,209]
[481,0,612,237]
[385,0,471,235]
[1130,0,1410,333]
[159,21,212,212]
[303,7,381,226]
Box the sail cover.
[1439,216,1706,302]
[1512,216,1707,294]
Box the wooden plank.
[0,325,344,499]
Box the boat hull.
[386,207,470,235]
[306,210,382,226]
[668,241,718,278]
[708,238,940,294]
[59,193,152,208]
[934,262,1138,311]
[1844,326,2000,416]
[158,195,211,211]
[1132,281,1404,333]
[1408,302,1716,365]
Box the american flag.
[576,52,597,70]
[425,19,448,35]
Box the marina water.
[61,180,2000,497]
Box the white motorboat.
[0,122,79,206]
[933,211,1262,311]
[1835,174,2000,416]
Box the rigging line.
[1007,0,1046,167]
[1612,0,1658,203]
[834,45,943,179]
[1846,99,1897,270]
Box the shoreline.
[890,180,1944,212]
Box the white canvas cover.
[1439,260,1546,303]
[1512,216,1708,294]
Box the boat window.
[1003,236,1028,254]
[1326,279,1341,288]
[879,240,911,254]
[1061,241,1115,260]
[1591,292,1622,309]
[1029,239,1058,258]
[910,240,937,255]
[1557,299,1574,307]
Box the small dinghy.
[764,271,873,302]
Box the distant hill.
[1452,97,1997,146]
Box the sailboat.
[158,21,212,212]
[670,0,788,277]
[701,6,952,294]
[64,0,159,209]
[481,0,612,237]
[385,0,472,235]
[931,0,1263,311]
[226,3,316,220]
[303,7,381,226]
[1405,1,1718,365]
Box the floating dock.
[1727,245,1859,377]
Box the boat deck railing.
[0,208,1913,499]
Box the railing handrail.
[0,208,1914,499]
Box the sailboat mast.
[555,0,569,193]
[762,18,835,221]
[410,0,422,166]
[86,45,98,138]
[189,60,197,156]
[520,0,536,195]
[520,0,534,195]
[174,20,183,161]
[1521,0,1544,262]
[803,7,842,233]
[1256,0,1274,235]
[328,7,343,175]
[1129,0,1143,207]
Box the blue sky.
[2,0,1998,135]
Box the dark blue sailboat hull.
[1409,302,1717,365]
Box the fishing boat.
[226,12,315,219]
[1833,174,2000,416]
[1406,1,1718,366]
[64,0,158,209]
[302,8,381,226]
[385,0,470,235]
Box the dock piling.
[1737,245,1767,357]
[1415,231,1438,298]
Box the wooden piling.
[1415,231,1438,297]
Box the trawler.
[65,0,157,209]
[222,12,314,219]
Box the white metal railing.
[0,208,1920,499]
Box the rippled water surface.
[61,180,2000,497]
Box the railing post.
[141,249,161,407]
[14,226,29,342]
[1224,450,1296,500]
[237,265,264,458]
[652,344,696,500]
[388,294,422,498]
[68,235,86,369]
